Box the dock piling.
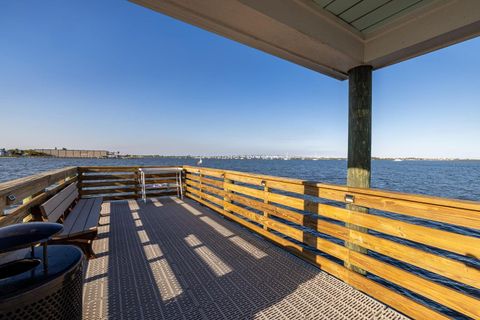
[345,65,372,274]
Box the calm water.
[1,157,479,201]
[1,157,479,317]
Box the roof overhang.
[130,0,480,80]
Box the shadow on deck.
[83,197,408,319]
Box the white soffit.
[131,0,480,80]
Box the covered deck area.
[84,197,406,319]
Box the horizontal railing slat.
[81,174,136,180]
[80,187,138,195]
[186,173,223,188]
[81,173,175,181]
[79,180,137,188]
[79,165,175,172]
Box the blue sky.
[1,1,479,158]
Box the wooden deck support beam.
[345,65,372,274]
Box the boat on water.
[393,159,403,162]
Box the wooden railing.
[1,165,478,319]
[183,166,480,320]
[0,167,78,227]
[0,166,179,225]
[78,166,178,201]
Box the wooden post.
[0,196,5,216]
[134,168,141,200]
[77,167,84,198]
[263,181,269,230]
[223,175,232,212]
[199,172,204,200]
[345,65,372,274]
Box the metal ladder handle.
[140,170,146,203]
[174,172,178,198]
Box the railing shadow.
[96,197,326,319]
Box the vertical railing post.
[180,168,186,199]
[223,173,233,212]
[199,170,203,200]
[134,167,141,200]
[77,167,84,198]
[0,196,6,217]
[262,181,269,230]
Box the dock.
[84,197,406,319]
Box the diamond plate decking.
[83,197,409,320]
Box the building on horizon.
[34,148,109,158]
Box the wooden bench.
[39,182,102,257]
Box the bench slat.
[69,199,96,236]
[61,198,89,236]
[40,182,78,222]
[50,188,78,222]
[84,198,102,232]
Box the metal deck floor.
[83,197,408,320]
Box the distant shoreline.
[0,156,479,161]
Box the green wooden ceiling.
[313,0,434,33]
